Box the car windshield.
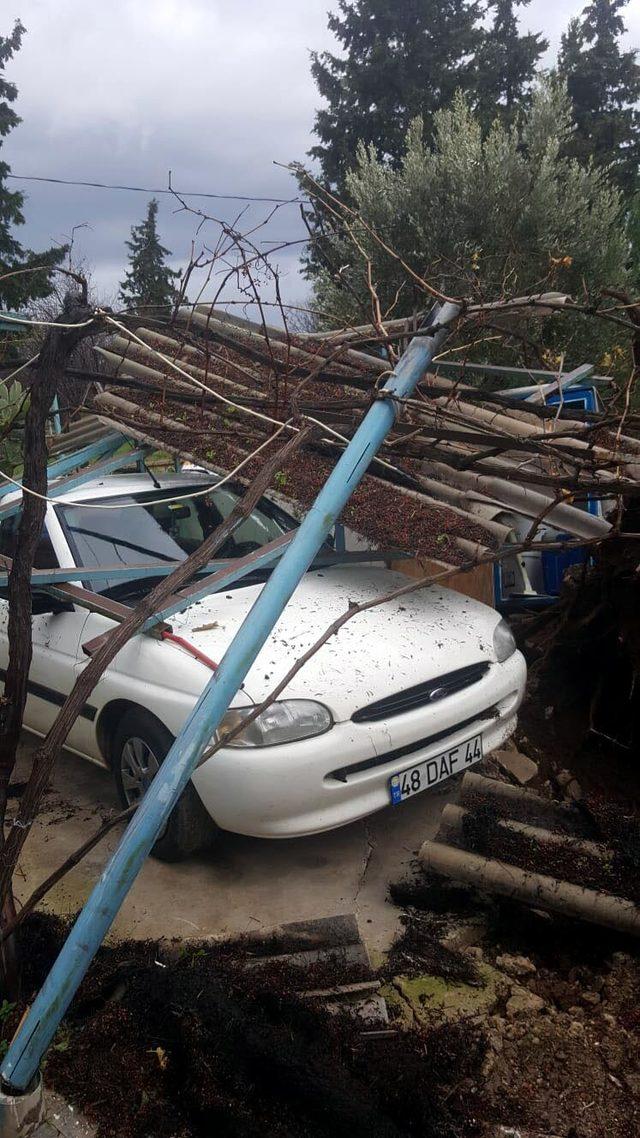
[57,483,298,598]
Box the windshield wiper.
[68,525,181,564]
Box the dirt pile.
[388,873,640,1138]
[519,533,640,766]
[9,915,487,1138]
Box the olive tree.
[310,79,629,371]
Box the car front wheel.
[111,708,218,862]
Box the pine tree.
[0,20,66,312]
[475,0,548,132]
[309,0,484,191]
[119,199,180,312]
[558,0,640,197]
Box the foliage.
[0,21,67,313]
[0,379,26,477]
[475,1,548,132]
[558,0,640,198]
[310,80,629,371]
[303,0,546,284]
[309,0,553,194]
[119,198,180,312]
[309,0,484,192]
[628,191,640,291]
[0,997,15,1058]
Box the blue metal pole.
[1,306,459,1091]
[0,546,406,591]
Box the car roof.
[1,470,220,508]
[55,470,220,505]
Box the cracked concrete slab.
[12,734,455,956]
[34,1091,96,1137]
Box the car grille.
[328,705,499,783]
[351,662,490,724]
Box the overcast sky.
[4,0,639,314]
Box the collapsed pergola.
[77,302,638,571]
[1,295,639,1104]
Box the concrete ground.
[14,733,457,1137]
[13,733,455,960]
[35,1092,96,1138]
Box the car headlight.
[493,618,517,663]
[216,699,333,747]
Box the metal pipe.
[0,544,404,635]
[1,305,459,1091]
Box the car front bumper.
[191,650,527,838]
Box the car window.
[0,515,58,569]
[56,484,296,595]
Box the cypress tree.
[0,20,66,312]
[558,0,640,197]
[475,0,548,131]
[309,0,484,191]
[119,198,180,312]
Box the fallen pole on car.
[0,301,461,1099]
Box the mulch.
[104,385,494,566]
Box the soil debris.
[387,871,640,1137]
[9,914,487,1138]
[384,908,480,985]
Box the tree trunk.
[0,296,94,997]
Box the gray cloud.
[3,0,639,312]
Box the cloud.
[2,0,638,310]
[4,0,336,307]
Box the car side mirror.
[31,591,73,616]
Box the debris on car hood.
[169,564,500,715]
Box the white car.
[0,472,526,860]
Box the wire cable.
[0,423,287,510]
[6,173,300,206]
[0,312,96,329]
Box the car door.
[0,511,90,741]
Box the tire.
[111,707,218,862]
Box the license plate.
[389,734,483,805]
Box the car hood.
[169,565,502,721]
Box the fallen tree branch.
[0,293,96,995]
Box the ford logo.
[428,686,449,702]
